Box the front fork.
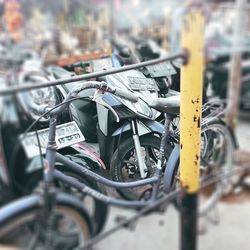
[131,119,148,179]
[44,115,57,184]
[43,115,58,219]
[131,114,172,179]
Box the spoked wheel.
[0,195,93,250]
[198,122,234,216]
[110,134,173,200]
[171,122,234,216]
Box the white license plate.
[20,121,85,159]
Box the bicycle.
[0,81,177,249]
[0,81,235,249]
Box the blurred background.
[0,0,250,249]
[1,0,250,58]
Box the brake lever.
[93,89,120,123]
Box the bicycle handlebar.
[72,81,139,102]
[30,81,139,117]
[113,87,139,102]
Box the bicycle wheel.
[110,134,173,200]
[0,193,93,250]
[55,166,109,235]
[198,121,234,216]
[169,121,234,216]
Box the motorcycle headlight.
[29,84,55,108]
[17,71,57,123]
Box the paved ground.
[95,201,250,250]
[94,118,250,250]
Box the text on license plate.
[20,121,85,159]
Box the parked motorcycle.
[46,44,180,200]
[48,57,168,170]
[110,38,238,202]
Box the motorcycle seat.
[149,95,180,115]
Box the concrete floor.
[95,201,250,250]
[94,119,250,250]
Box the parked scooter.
[0,80,174,249]
[48,58,169,172]
[46,43,180,200]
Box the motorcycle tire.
[110,134,173,200]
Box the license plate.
[20,121,85,159]
[127,77,159,91]
[145,62,176,77]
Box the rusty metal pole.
[227,0,247,129]
[179,7,204,250]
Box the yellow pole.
[180,10,204,193]
[179,7,204,250]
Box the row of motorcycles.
[0,37,239,249]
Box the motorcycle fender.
[111,120,164,137]
[71,143,106,170]
[111,121,132,136]
[26,143,105,175]
[138,120,164,135]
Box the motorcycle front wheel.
[110,134,173,200]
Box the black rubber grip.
[114,88,139,102]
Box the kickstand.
[198,205,220,235]
[205,205,220,226]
